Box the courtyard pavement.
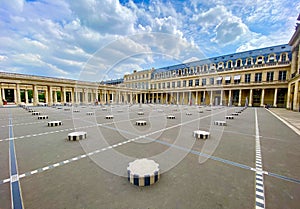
[0,105,299,209]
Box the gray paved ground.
[0,105,299,209]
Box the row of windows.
[153,52,289,80]
[150,71,287,89]
[125,73,149,81]
[125,82,149,89]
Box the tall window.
[177,81,181,88]
[167,82,170,88]
[202,78,206,86]
[158,83,161,89]
[278,71,287,81]
[255,73,262,83]
[172,82,175,88]
[162,83,165,88]
[195,79,199,86]
[245,74,251,83]
[210,78,214,85]
[189,80,193,86]
[183,80,187,87]
[266,71,274,82]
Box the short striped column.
[193,130,210,139]
[225,115,234,120]
[214,121,227,126]
[32,112,40,115]
[127,158,160,187]
[48,121,62,127]
[68,131,87,141]
[38,115,48,120]
[167,115,175,119]
[105,115,114,119]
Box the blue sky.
[0,0,299,81]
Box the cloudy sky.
[0,0,299,81]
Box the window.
[189,80,193,86]
[210,78,214,85]
[256,56,264,65]
[280,53,288,62]
[183,80,186,87]
[255,73,262,83]
[245,74,251,83]
[172,82,175,88]
[266,71,274,82]
[226,61,232,69]
[195,79,199,86]
[268,54,276,63]
[167,82,170,88]
[216,77,222,85]
[162,83,165,88]
[225,76,231,84]
[233,75,241,84]
[236,59,242,67]
[278,71,287,81]
[246,58,253,66]
[202,78,206,86]
[177,81,181,88]
[158,83,161,89]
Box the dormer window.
[236,59,243,67]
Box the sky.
[0,0,299,81]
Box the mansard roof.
[154,44,291,74]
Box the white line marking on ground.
[255,108,265,209]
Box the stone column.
[260,89,265,107]
[202,91,206,105]
[62,87,66,104]
[33,85,38,106]
[25,89,29,104]
[228,90,232,106]
[2,88,5,101]
[152,93,154,103]
[273,88,278,107]
[13,88,17,104]
[287,83,291,109]
[166,92,168,104]
[249,89,253,107]
[210,91,213,106]
[188,91,191,105]
[220,90,223,106]
[195,91,198,105]
[54,90,58,104]
[156,93,159,104]
[144,93,147,103]
[0,86,3,106]
[182,92,185,105]
[85,89,88,104]
[16,84,21,105]
[45,88,49,104]
[293,81,299,111]
[238,89,242,106]
[176,92,179,105]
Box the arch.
[210,63,216,71]
[218,62,224,70]
[255,56,265,65]
[246,57,253,66]
[226,60,233,69]
[267,53,277,63]
[279,52,289,62]
[203,64,208,72]
[235,59,243,67]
